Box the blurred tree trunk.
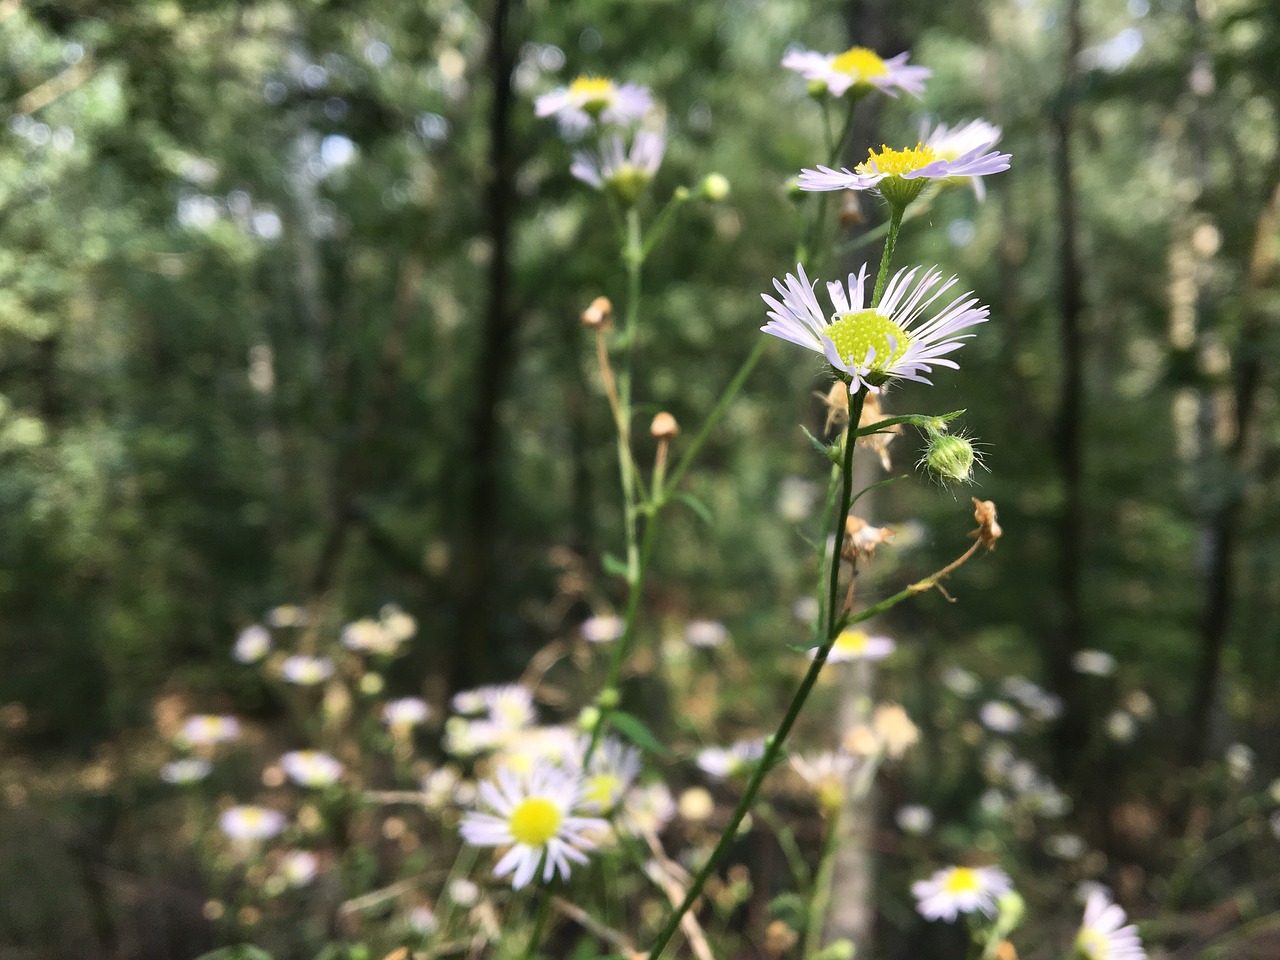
[1046,0,1090,779]
[453,0,518,689]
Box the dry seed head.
[581,296,614,329]
[970,498,1002,550]
[650,411,680,439]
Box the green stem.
[664,336,767,496]
[616,207,645,575]
[871,205,903,308]
[522,878,554,960]
[645,393,866,960]
[803,803,844,960]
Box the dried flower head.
[970,498,1002,549]
[650,412,680,439]
[843,514,895,562]
[581,296,614,330]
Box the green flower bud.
[596,687,620,710]
[700,173,731,201]
[923,433,976,483]
[577,705,600,731]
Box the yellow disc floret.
[826,309,910,370]
[857,143,940,177]
[508,796,563,846]
[834,629,870,655]
[1077,929,1109,960]
[831,47,889,82]
[943,867,981,896]
[569,76,617,114]
[585,773,622,809]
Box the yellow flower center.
[1077,929,1109,960]
[508,796,563,846]
[943,867,981,896]
[825,309,910,370]
[585,773,622,808]
[857,143,940,177]
[834,629,869,654]
[830,47,888,81]
[569,76,617,114]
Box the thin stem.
[665,336,768,495]
[871,205,904,308]
[523,880,555,960]
[616,207,645,575]
[645,393,866,960]
[803,803,844,960]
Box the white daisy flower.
[280,655,334,686]
[341,618,399,654]
[581,614,626,644]
[782,46,931,99]
[912,864,1013,922]
[922,119,1004,200]
[799,142,1010,209]
[685,619,728,649]
[580,736,641,812]
[178,714,241,746]
[280,750,344,788]
[820,628,896,663]
[696,739,765,780]
[791,751,856,812]
[383,697,431,731]
[160,758,212,784]
[482,684,537,730]
[895,803,934,835]
[1072,649,1118,676]
[460,762,607,889]
[979,700,1023,734]
[233,625,271,663]
[279,850,320,887]
[220,804,287,842]
[761,262,988,395]
[379,604,417,642]
[620,782,677,836]
[1076,890,1146,960]
[571,129,666,205]
[535,76,653,134]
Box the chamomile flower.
[233,625,271,663]
[821,628,895,663]
[280,655,334,686]
[791,751,856,813]
[697,739,765,779]
[460,762,607,889]
[912,864,1013,922]
[280,750,344,788]
[580,736,641,812]
[160,758,213,784]
[178,714,241,747]
[220,805,287,843]
[571,129,666,206]
[481,684,537,730]
[922,119,1004,199]
[782,46,931,99]
[535,76,653,134]
[799,142,1010,210]
[761,262,988,395]
[1076,890,1146,960]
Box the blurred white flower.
[895,804,934,835]
[179,715,240,747]
[279,850,319,887]
[581,615,626,644]
[1076,890,1146,960]
[1106,711,1137,744]
[220,805,287,842]
[782,45,930,99]
[383,697,431,731]
[621,782,676,836]
[697,739,765,779]
[233,625,271,663]
[912,865,1013,922]
[1073,649,1118,676]
[535,76,653,134]
[280,750,344,788]
[822,628,895,663]
[160,758,212,784]
[1225,743,1254,782]
[942,665,980,698]
[1045,833,1087,860]
[686,618,728,649]
[581,736,641,813]
[980,700,1022,734]
[280,655,334,686]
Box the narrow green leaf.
[602,552,630,578]
[609,710,673,756]
[848,474,906,511]
[673,491,714,526]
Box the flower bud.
[577,706,600,731]
[650,411,680,439]
[923,433,976,483]
[581,296,613,330]
[700,173,731,201]
[596,687,620,710]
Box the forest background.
[1,0,1278,957]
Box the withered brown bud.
[843,514,895,562]
[969,498,1002,550]
[814,380,849,436]
[581,295,614,329]
[650,411,680,439]
[838,190,865,227]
